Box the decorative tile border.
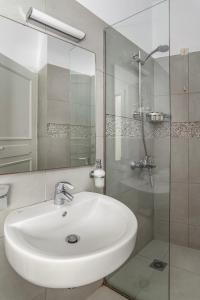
[106,114,168,138]
[47,123,95,138]
[48,118,200,139]
[47,123,70,137]
[153,123,170,138]
[172,122,200,138]
[106,115,200,138]
[70,125,95,138]
[106,115,142,137]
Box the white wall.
[171,0,200,55]
[0,17,95,75]
[153,0,200,56]
[0,17,45,72]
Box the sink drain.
[65,234,80,244]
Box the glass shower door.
[105,1,170,299]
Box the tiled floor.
[87,286,127,300]
[170,244,200,300]
[107,240,169,300]
[105,240,200,300]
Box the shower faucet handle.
[131,156,156,170]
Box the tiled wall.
[38,64,95,169]
[170,52,200,249]
[152,57,170,243]
[105,29,171,250]
[0,0,106,299]
[152,53,200,248]
[105,27,155,253]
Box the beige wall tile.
[154,193,170,222]
[189,137,200,183]
[171,183,188,223]
[170,222,188,247]
[47,64,70,102]
[171,137,188,183]
[189,225,200,250]
[154,220,169,242]
[189,184,200,226]
[171,94,189,122]
[189,93,200,122]
[170,54,188,94]
[153,137,170,172]
[189,52,200,93]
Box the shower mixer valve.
[130,156,156,170]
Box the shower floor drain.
[150,259,167,271]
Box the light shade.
[27,7,86,41]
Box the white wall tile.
[0,172,46,209]
[44,166,94,200]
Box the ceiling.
[76,0,200,55]
[76,0,163,25]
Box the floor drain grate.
[150,259,167,271]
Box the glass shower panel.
[105,1,170,299]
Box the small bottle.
[93,159,105,188]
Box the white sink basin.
[4,192,137,288]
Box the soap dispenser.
[90,159,105,188]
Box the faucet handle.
[62,181,74,190]
[56,181,74,193]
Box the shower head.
[143,45,169,64]
[156,45,169,53]
[132,45,169,65]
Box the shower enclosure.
[105,1,170,299]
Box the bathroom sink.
[4,192,137,288]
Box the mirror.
[0,17,96,174]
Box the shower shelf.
[146,112,170,123]
[133,111,170,123]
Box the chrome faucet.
[54,181,74,206]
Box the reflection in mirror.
[0,17,96,174]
